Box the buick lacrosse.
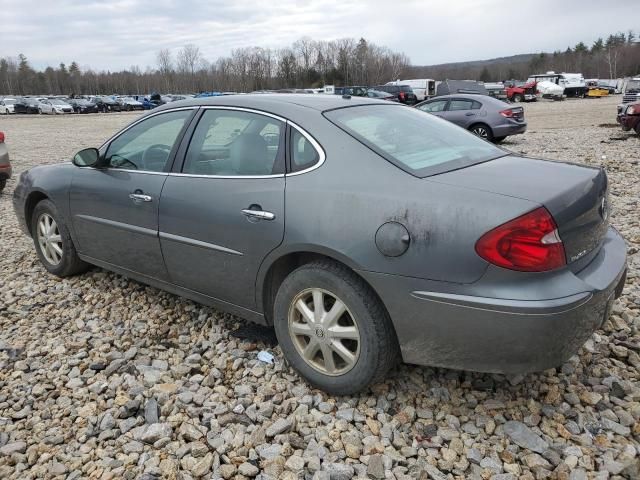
[13,94,627,394]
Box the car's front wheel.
[273,260,399,395]
[31,199,89,277]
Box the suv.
[373,84,417,104]
[617,101,640,135]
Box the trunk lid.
[432,155,609,266]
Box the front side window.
[290,128,320,172]
[417,100,447,112]
[183,109,284,176]
[105,109,192,172]
[325,104,505,177]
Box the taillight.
[398,91,405,100]
[475,207,566,272]
[0,132,4,143]
[499,109,514,118]
[628,105,637,115]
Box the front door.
[70,108,195,280]
[415,99,449,118]
[159,108,286,310]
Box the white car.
[535,81,565,100]
[0,98,17,114]
[38,99,74,115]
[117,96,144,111]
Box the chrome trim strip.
[106,169,168,176]
[286,121,326,176]
[75,215,157,237]
[200,105,288,123]
[169,172,284,179]
[159,231,243,256]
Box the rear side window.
[325,105,505,177]
[290,128,320,172]
[449,99,475,111]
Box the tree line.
[0,37,410,96]
[1,31,638,96]
[409,31,640,83]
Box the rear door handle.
[241,209,276,221]
[129,193,152,202]
[465,112,475,116]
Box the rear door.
[442,98,482,128]
[69,108,195,280]
[158,107,286,310]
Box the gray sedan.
[415,93,527,143]
[13,94,626,394]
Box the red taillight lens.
[399,91,405,100]
[475,207,566,272]
[499,109,514,118]
[0,132,4,143]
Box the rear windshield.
[324,104,506,177]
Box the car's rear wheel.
[273,260,399,395]
[470,123,494,142]
[32,199,89,277]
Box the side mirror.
[73,148,100,167]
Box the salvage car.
[13,94,627,394]
[117,96,145,111]
[617,101,640,135]
[67,98,99,114]
[415,94,526,143]
[38,98,74,114]
[13,97,40,114]
[0,98,17,114]
[0,131,12,192]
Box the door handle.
[241,209,276,221]
[465,112,475,116]
[129,193,152,202]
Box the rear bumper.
[361,227,627,373]
[493,121,527,137]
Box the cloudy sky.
[2,0,636,71]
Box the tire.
[493,136,507,144]
[513,94,523,103]
[0,178,6,192]
[273,260,399,395]
[31,199,89,277]
[469,123,494,142]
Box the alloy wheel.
[472,126,489,138]
[288,288,360,376]
[37,213,63,265]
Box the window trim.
[99,106,198,174]
[286,121,326,176]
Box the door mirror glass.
[73,148,100,167]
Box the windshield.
[324,104,505,177]
[627,80,640,91]
[3,99,16,105]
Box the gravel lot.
[0,96,639,480]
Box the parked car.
[117,96,145,111]
[366,89,398,101]
[333,86,368,97]
[13,98,40,114]
[0,98,17,114]
[617,101,640,135]
[415,94,526,143]
[527,73,587,98]
[504,81,538,102]
[13,94,627,395]
[386,79,436,101]
[67,98,99,114]
[373,84,417,104]
[38,98,74,114]
[89,96,122,112]
[622,77,640,104]
[0,131,11,192]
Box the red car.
[0,132,11,192]
[617,102,640,134]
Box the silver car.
[13,94,626,394]
[415,93,527,143]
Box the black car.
[373,84,417,104]
[67,98,99,114]
[13,98,40,114]
[91,96,122,113]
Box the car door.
[442,98,481,128]
[415,99,449,118]
[69,108,195,280]
[159,107,286,310]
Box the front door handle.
[129,193,152,202]
[465,112,475,116]
[241,209,276,221]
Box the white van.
[385,79,436,101]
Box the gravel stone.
[503,421,550,453]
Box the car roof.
[153,93,384,117]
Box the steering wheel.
[142,144,172,170]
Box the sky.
[1,0,636,71]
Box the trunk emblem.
[600,197,608,221]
